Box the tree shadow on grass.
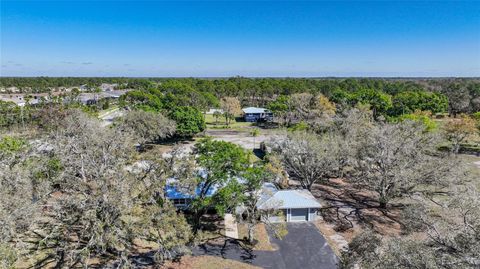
[311,179,405,235]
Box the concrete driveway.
[193,222,338,269]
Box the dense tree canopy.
[0,110,194,267]
[390,91,448,116]
[2,77,479,114]
[168,106,205,137]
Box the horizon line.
[1,76,479,79]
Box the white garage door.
[290,208,308,221]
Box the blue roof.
[165,183,217,199]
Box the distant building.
[206,108,224,115]
[242,107,273,122]
[78,90,128,105]
[0,94,47,107]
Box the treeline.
[3,77,479,114]
[0,77,125,91]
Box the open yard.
[307,152,480,255]
[205,114,254,131]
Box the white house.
[206,108,224,115]
[257,183,321,222]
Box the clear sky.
[1,1,479,77]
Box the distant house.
[206,108,224,115]
[242,107,273,122]
[78,90,129,105]
[0,94,46,107]
[257,183,321,222]
[103,90,125,99]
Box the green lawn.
[204,113,254,131]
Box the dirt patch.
[308,178,403,246]
[237,223,278,251]
[162,255,261,269]
[313,219,356,257]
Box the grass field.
[204,114,254,131]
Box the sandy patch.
[162,255,261,269]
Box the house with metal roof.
[242,107,273,122]
[164,170,217,209]
[257,183,321,222]
[165,183,217,209]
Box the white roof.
[242,107,268,114]
[206,108,224,114]
[257,186,322,210]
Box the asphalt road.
[193,222,338,269]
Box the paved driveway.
[192,222,338,269]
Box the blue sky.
[1,1,479,77]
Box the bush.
[472,112,480,121]
[397,111,437,132]
[288,121,309,132]
[0,136,26,153]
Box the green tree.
[168,106,205,138]
[191,138,250,232]
[213,110,222,124]
[120,90,163,111]
[236,166,287,243]
[0,101,26,128]
[391,91,448,116]
[267,95,290,114]
[352,88,392,118]
[329,88,355,106]
[397,110,437,132]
